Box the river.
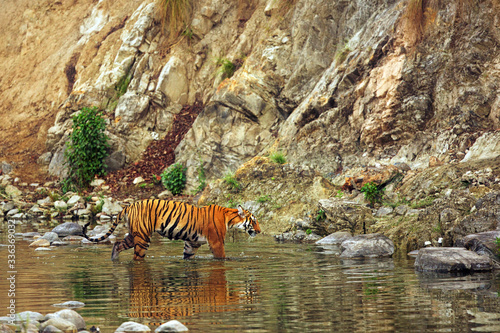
[1,220,500,332]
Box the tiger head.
[236,205,261,237]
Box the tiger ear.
[237,205,245,218]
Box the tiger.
[82,199,261,260]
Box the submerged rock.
[52,301,85,309]
[339,233,394,258]
[414,247,492,273]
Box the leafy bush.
[269,151,287,164]
[63,106,109,192]
[161,163,187,195]
[360,182,385,207]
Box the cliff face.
[1,1,499,194]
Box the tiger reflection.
[127,261,259,322]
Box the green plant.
[360,182,385,207]
[63,106,109,192]
[224,171,241,191]
[216,57,236,80]
[269,151,287,164]
[495,237,500,255]
[335,43,352,65]
[316,209,326,222]
[157,0,192,38]
[161,163,187,196]
[335,189,344,199]
[305,229,313,235]
[196,160,207,193]
[410,196,436,209]
[257,195,271,203]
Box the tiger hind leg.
[183,241,206,259]
[111,234,134,260]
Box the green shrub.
[161,163,187,196]
[360,182,385,207]
[316,209,326,222]
[224,171,241,191]
[269,151,287,164]
[63,106,109,192]
[216,57,236,80]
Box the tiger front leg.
[208,239,226,259]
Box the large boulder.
[52,222,83,237]
[456,231,500,268]
[316,199,375,236]
[414,247,492,273]
[339,233,394,258]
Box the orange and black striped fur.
[82,199,261,260]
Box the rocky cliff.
[1,0,499,248]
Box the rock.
[339,233,394,258]
[155,320,188,332]
[157,190,172,199]
[101,198,123,216]
[133,177,145,185]
[1,201,15,212]
[66,195,82,206]
[156,56,188,105]
[456,231,500,268]
[105,151,126,172]
[11,213,27,220]
[35,247,53,251]
[115,321,151,333]
[52,301,85,309]
[375,206,393,217]
[461,132,500,163]
[29,239,51,247]
[40,317,77,333]
[14,311,44,323]
[38,152,53,166]
[414,247,492,273]
[62,235,85,242]
[41,325,63,333]
[5,185,22,198]
[316,199,375,235]
[1,161,13,174]
[90,179,105,187]
[52,222,83,237]
[54,200,68,211]
[52,309,85,331]
[341,164,401,192]
[41,232,60,243]
[37,196,53,206]
[316,231,353,245]
[6,209,19,216]
[0,324,14,333]
[394,205,409,215]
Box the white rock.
[115,321,151,333]
[67,195,83,206]
[155,320,188,332]
[133,177,145,184]
[5,185,22,198]
[54,200,68,211]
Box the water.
[2,220,500,332]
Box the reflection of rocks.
[417,271,497,293]
[415,247,492,273]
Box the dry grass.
[156,0,192,39]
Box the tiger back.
[82,199,261,260]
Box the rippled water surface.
[2,221,500,332]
